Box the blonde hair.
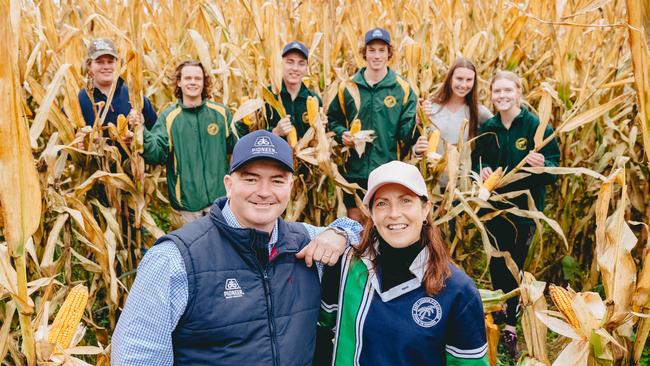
[490,70,522,91]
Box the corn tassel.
[307,96,319,127]
[287,127,298,148]
[48,284,89,349]
[349,119,361,136]
[549,285,581,329]
[426,129,441,160]
[478,167,503,200]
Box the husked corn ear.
[350,119,361,135]
[117,114,128,138]
[48,284,89,349]
[549,285,580,329]
[307,96,319,127]
[426,129,441,160]
[287,127,298,148]
[482,167,503,191]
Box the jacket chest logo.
[224,278,244,299]
[384,95,397,108]
[207,123,219,135]
[411,297,442,328]
[515,137,528,150]
[301,111,309,123]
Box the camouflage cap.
[87,38,118,60]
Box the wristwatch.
[328,227,349,244]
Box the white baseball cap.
[363,161,428,206]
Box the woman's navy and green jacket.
[327,67,418,179]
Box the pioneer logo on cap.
[252,136,276,155]
[372,29,383,37]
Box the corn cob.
[48,284,89,349]
[239,97,256,127]
[426,129,441,160]
[349,119,361,136]
[549,285,580,329]
[306,96,319,127]
[478,167,503,200]
[287,127,298,148]
[117,114,128,138]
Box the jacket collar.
[280,81,311,100]
[360,242,429,302]
[352,67,396,89]
[92,77,125,100]
[177,98,207,111]
[484,105,529,130]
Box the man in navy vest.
[112,130,361,365]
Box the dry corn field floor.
[1,0,650,365]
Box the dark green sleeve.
[326,89,348,144]
[224,108,241,153]
[142,113,169,165]
[397,86,418,146]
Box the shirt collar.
[222,201,278,245]
[362,242,429,302]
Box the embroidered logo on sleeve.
[412,297,442,328]
[224,278,244,299]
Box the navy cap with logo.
[282,41,309,60]
[229,130,294,173]
[364,27,391,45]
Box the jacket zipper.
[253,237,280,366]
[196,111,211,204]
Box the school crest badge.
[207,123,219,135]
[411,297,442,328]
[515,137,528,150]
[384,95,397,108]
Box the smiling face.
[89,55,117,88]
[223,159,293,233]
[450,67,476,100]
[177,65,205,102]
[370,183,431,248]
[364,40,390,72]
[491,78,521,113]
[282,52,308,88]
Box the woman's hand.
[525,152,545,167]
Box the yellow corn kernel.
[307,96,319,127]
[48,284,89,349]
[287,127,298,148]
[350,119,361,136]
[117,114,128,137]
[549,285,580,329]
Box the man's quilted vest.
[160,198,320,365]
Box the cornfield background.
[1,0,649,365]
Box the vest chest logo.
[515,137,528,150]
[411,297,442,328]
[224,278,244,299]
[302,111,309,123]
[207,123,219,135]
[384,95,397,108]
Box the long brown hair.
[431,57,480,139]
[173,60,212,100]
[353,205,451,296]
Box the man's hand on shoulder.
[296,228,347,267]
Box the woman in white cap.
[316,160,488,366]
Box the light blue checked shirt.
[111,202,361,366]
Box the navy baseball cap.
[282,41,309,59]
[364,27,391,45]
[229,130,294,173]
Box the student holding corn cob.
[266,41,322,142]
[472,70,560,357]
[113,130,362,365]
[413,57,493,186]
[316,161,488,366]
[327,28,418,221]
